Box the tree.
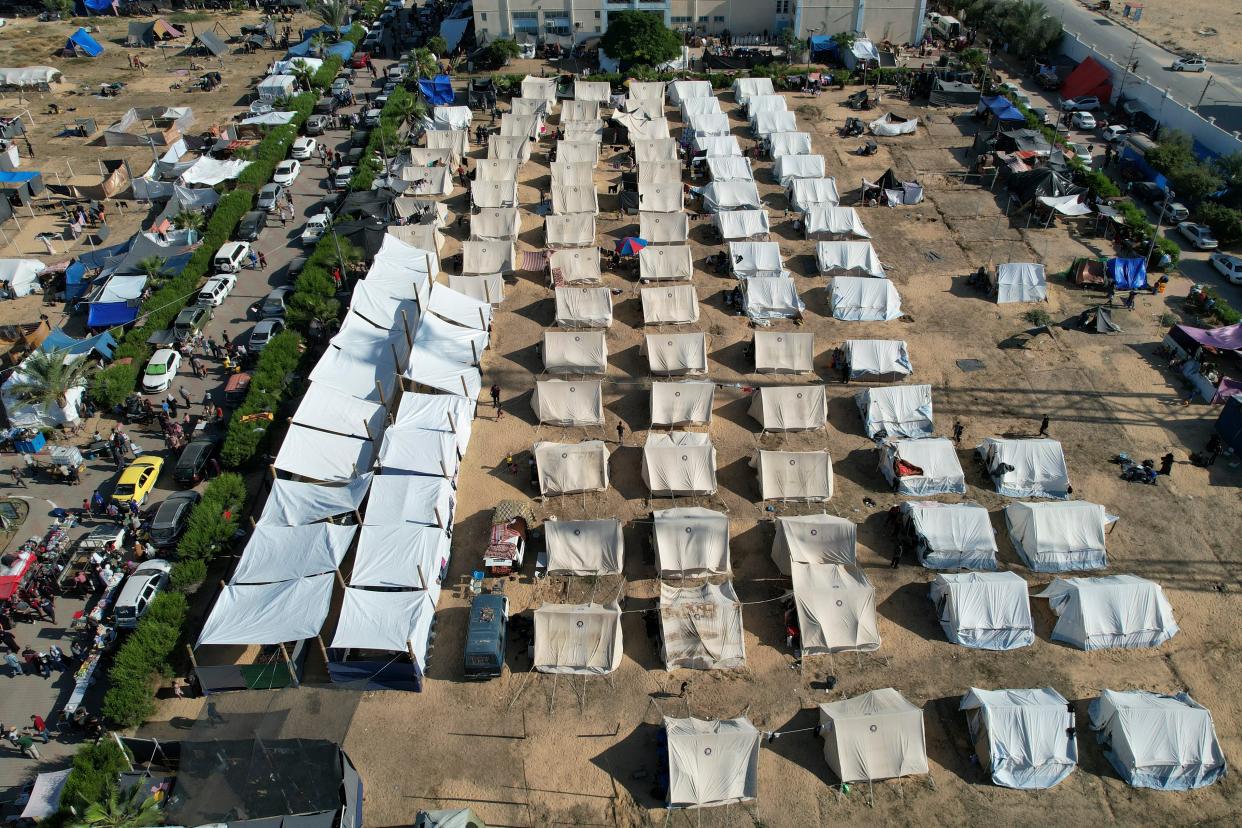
[426,35,447,56]
[289,58,316,91]
[411,47,439,78]
[308,0,349,40]
[1197,202,1242,246]
[601,10,681,69]
[72,785,161,828]
[831,31,856,50]
[1168,163,1223,203]
[999,0,1063,58]
[959,47,989,82]
[286,293,341,334]
[172,211,203,232]
[42,0,73,19]
[482,39,520,70]
[136,256,169,285]
[6,350,95,411]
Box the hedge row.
[59,739,132,819]
[169,471,248,586]
[219,329,305,467]
[349,83,413,191]
[100,591,188,726]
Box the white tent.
[550,248,603,284]
[633,138,679,162]
[693,135,742,157]
[844,339,910,381]
[462,240,516,275]
[552,184,599,215]
[230,523,355,584]
[772,514,856,575]
[752,450,833,501]
[564,123,604,144]
[754,331,814,373]
[653,507,730,576]
[533,603,622,674]
[364,474,455,528]
[394,165,453,196]
[628,81,666,106]
[574,80,611,102]
[500,112,542,138]
[787,178,840,213]
[639,245,694,282]
[730,241,786,278]
[487,134,531,162]
[793,563,881,654]
[349,524,450,591]
[471,180,518,209]
[995,263,1048,303]
[546,213,597,248]
[1004,501,1109,572]
[855,384,934,438]
[638,183,683,212]
[403,344,482,399]
[880,438,964,495]
[257,475,372,527]
[640,211,690,244]
[901,501,998,570]
[196,574,334,647]
[751,111,797,136]
[555,286,612,328]
[543,330,607,374]
[549,161,595,186]
[391,392,475,456]
[977,438,1070,499]
[274,426,374,483]
[669,80,712,105]
[447,273,505,304]
[664,717,761,809]
[818,689,928,783]
[713,210,770,241]
[413,312,489,366]
[20,770,70,821]
[733,77,774,105]
[427,129,470,162]
[532,380,604,426]
[706,156,754,182]
[869,113,919,136]
[520,75,558,104]
[960,688,1078,790]
[748,385,826,431]
[651,381,714,427]
[510,97,549,118]
[817,241,884,277]
[310,346,398,403]
[646,332,708,375]
[431,105,471,130]
[681,96,721,118]
[471,208,521,240]
[741,276,803,320]
[745,94,787,117]
[0,259,44,297]
[256,74,296,101]
[377,427,460,478]
[290,385,386,441]
[687,112,731,137]
[772,154,825,187]
[543,518,624,575]
[555,141,599,163]
[698,181,761,212]
[842,38,881,68]
[830,277,903,321]
[660,581,746,670]
[614,113,670,140]
[330,588,437,671]
[1088,690,1226,790]
[475,158,520,182]
[930,571,1034,650]
[766,132,812,158]
[1038,575,1178,650]
[641,284,699,325]
[643,432,717,496]
[533,440,610,495]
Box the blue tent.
[86,301,139,328]
[64,261,88,300]
[326,41,355,61]
[418,75,454,105]
[1106,257,1147,290]
[66,27,104,57]
[439,17,468,52]
[809,35,836,56]
[1119,147,1169,189]
[286,39,313,58]
[979,95,1025,123]
[79,0,114,12]
[40,328,117,359]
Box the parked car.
[349,128,370,148]
[286,255,308,278]
[1210,252,1242,284]
[301,212,332,245]
[350,51,371,68]
[249,318,285,352]
[1130,182,1190,221]
[313,97,338,116]
[1171,56,1207,72]
[259,285,293,318]
[214,241,251,273]
[141,348,181,393]
[257,183,284,212]
[385,63,404,80]
[1177,221,1218,250]
[333,165,355,188]
[330,76,350,96]
[272,159,301,187]
[363,108,382,127]
[174,437,218,486]
[305,114,330,135]
[1102,124,1129,144]
[291,136,318,160]
[112,456,164,506]
[463,592,508,680]
[196,274,237,307]
[148,491,201,547]
[1071,111,1097,130]
[237,210,267,241]
[173,305,212,339]
[1061,96,1100,111]
[114,559,173,629]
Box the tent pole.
[317,634,330,664]
[185,644,201,688]
[391,342,402,374]
[363,419,375,441]
[416,563,427,590]
[433,505,443,528]
[470,339,478,365]
[446,409,456,433]
[375,379,386,407]
[278,642,300,687]
[479,307,488,335]
[334,568,346,589]
[400,310,413,348]
[459,375,469,396]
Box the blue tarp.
[0,170,40,184]
[327,41,355,61]
[40,328,117,359]
[67,27,104,56]
[1120,147,1169,190]
[980,95,1026,122]
[439,17,468,52]
[81,0,113,11]
[809,35,836,55]
[286,39,313,57]
[1106,257,1147,289]
[64,261,88,300]
[419,75,454,105]
[86,301,139,328]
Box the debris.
[956,358,986,372]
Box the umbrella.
[615,237,647,256]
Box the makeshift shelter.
[817,241,885,277]
[126,18,183,47]
[1007,167,1084,203]
[533,440,610,495]
[792,563,881,654]
[461,241,516,276]
[0,259,44,298]
[693,135,742,157]
[706,156,754,182]
[960,688,1078,790]
[470,208,521,241]
[533,603,622,674]
[869,113,919,136]
[650,381,714,427]
[549,248,603,284]
[257,74,296,102]
[748,385,826,432]
[976,95,1025,122]
[931,80,982,107]
[741,277,803,320]
[291,384,386,442]
[862,169,925,205]
[841,38,880,68]
[752,450,833,501]
[546,214,597,248]
[855,384,933,438]
[256,475,372,527]
[646,333,707,375]
[879,438,965,495]
[664,717,761,809]
[1106,257,1147,290]
[713,210,770,241]
[190,30,228,57]
[772,514,856,575]
[660,582,746,670]
[196,574,334,647]
[377,427,461,479]
[418,75,455,105]
[994,263,1047,303]
[803,205,870,239]
[543,331,607,374]
[543,519,623,575]
[818,689,929,783]
[653,507,730,576]
[639,246,694,284]
[844,339,910,382]
[831,277,904,322]
[532,380,604,426]
[772,154,825,187]
[1088,690,1225,790]
[641,284,699,325]
[364,474,455,529]
[20,770,71,821]
[554,286,612,328]
[64,28,103,57]
[329,588,437,691]
[697,181,761,212]
[977,438,1070,499]
[901,502,1000,570]
[1060,56,1112,104]
[1038,575,1178,650]
[930,572,1034,650]
[754,331,814,373]
[643,432,717,497]
[1004,501,1109,572]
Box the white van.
[214,241,251,274]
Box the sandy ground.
[1099,0,1242,62]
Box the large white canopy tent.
[291,384,387,442]
[879,438,965,495]
[520,75,558,105]
[754,331,815,373]
[641,284,699,325]
[532,379,604,426]
[660,581,746,670]
[533,440,610,495]
[349,524,451,591]
[650,381,715,427]
[653,507,730,576]
[741,277,804,320]
[1088,690,1226,790]
[639,245,694,282]
[645,333,708,376]
[772,154,825,187]
[830,277,903,321]
[1004,501,1110,571]
[766,131,812,157]
[664,717,761,810]
[543,518,624,575]
[363,474,455,528]
[543,330,608,374]
[855,384,934,438]
[930,571,1034,650]
[431,105,471,130]
[257,474,372,527]
[274,426,375,483]
[555,286,613,328]
[772,514,856,575]
[818,689,929,783]
[447,273,505,304]
[403,344,482,399]
[510,97,549,118]
[426,128,469,162]
[574,79,611,102]
[995,263,1048,303]
[748,385,826,432]
[642,432,718,497]
[1037,575,1178,650]
[229,524,356,585]
[565,96,604,119]
[555,141,599,163]
[706,156,754,182]
[391,392,475,456]
[753,450,834,501]
[698,181,762,212]
[329,588,438,675]
[788,178,840,211]
[960,688,1078,790]
[977,437,1071,499]
[640,211,689,243]
[377,427,460,479]
[532,603,623,674]
[843,339,910,381]
[197,574,334,647]
[475,158,520,182]
[901,501,999,570]
[793,563,881,654]
[713,210,770,241]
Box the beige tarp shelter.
[521,76,559,104]
[754,331,815,373]
[461,241,516,275]
[510,97,549,117]
[641,285,699,325]
[753,450,833,501]
[552,184,599,215]
[634,139,679,162]
[475,158,520,182]
[651,381,715,427]
[470,208,521,240]
[543,518,623,575]
[543,331,607,374]
[640,211,690,243]
[819,689,929,783]
[555,286,613,328]
[793,563,881,654]
[546,214,597,248]
[561,99,601,121]
[844,339,911,381]
[681,96,722,118]
[640,161,682,186]
[646,333,708,375]
[640,245,694,282]
[665,717,761,809]
[748,385,826,431]
[653,507,730,576]
[471,182,517,211]
[549,248,603,284]
[532,380,604,426]
[556,141,599,163]
[706,156,755,182]
[629,81,666,106]
[425,129,469,161]
[614,113,670,140]
[574,80,612,102]
[766,131,813,158]
[447,273,505,304]
[500,113,542,138]
[638,183,684,213]
[401,147,451,170]
[549,161,595,186]
[533,603,622,674]
[487,134,532,162]
[660,581,746,670]
[643,432,717,496]
[772,514,856,575]
[533,440,610,495]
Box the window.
[480,11,486,19]
[545,13,570,35]
[774,0,789,11]
[513,10,539,31]
[714,14,724,21]
[594,9,600,16]
[671,15,691,23]
[698,15,708,21]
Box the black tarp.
[193,30,228,57]
[997,129,1052,154]
[1007,167,1085,202]
[929,79,980,106]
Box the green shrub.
[101,592,187,727]
[175,472,247,561]
[220,330,304,467]
[60,740,132,815]
[1155,236,1181,268]
[1203,286,1242,325]
[1197,202,1242,246]
[170,558,207,591]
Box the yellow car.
[112,455,164,506]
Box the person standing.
[257,251,268,269]
[490,384,501,411]
[3,651,22,676]
[166,393,178,417]
[1159,452,1175,476]
[9,467,24,489]
[616,422,625,445]
[952,420,964,446]
[29,715,48,744]
[1038,414,1050,437]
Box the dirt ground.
[1100,0,1242,63]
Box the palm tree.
[136,256,169,285]
[72,786,161,828]
[287,293,341,335]
[309,0,349,41]
[172,211,203,233]
[6,350,95,411]
[309,32,328,57]
[289,58,316,91]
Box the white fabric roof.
[855,384,934,438]
[462,240,516,275]
[20,770,70,820]
[471,180,518,209]
[753,450,834,501]
[549,247,603,283]
[1005,501,1108,572]
[180,157,250,186]
[349,524,450,590]
[748,385,826,431]
[960,687,1078,790]
[654,507,730,576]
[292,383,387,441]
[546,213,597,248]
[1088,690,1226,790]
[668,80,712,105]
[977,438,1070,499]
[881,438,965,496]
[471,208,521,240]
[698,181,761,212]
[638,183,682,212]
[745,94,787,117]
[996,262,1048,303]
[633,139,679,162]
[364,474,455,528]
[772,514,856,575]
[532,379,604,426]
[819,689,929,783]
[665,717,760,808]
[0,259,44,297]
[930,571,1034,650]
[641,284,699,325]
[773,154,825,187]
[533,603,622,674]
[804,205,870,238]
[818,242,885,278]
[789,178,841,211]
[348,280,419,331]
[733,77,774,105]
[552,184,599,216]
[257,475,372,527]
[543,330,607,374]
[639,245,694,281]
[378,427,460,478]
[681,96,721,118]
[687,113,730,136]
[534,440,610,495]
[487,134,531,162]
[870,113,919,136]
[640,211,690,243]
[650,381,714,427]
[706,156,754,182]
[646,332,708,375]
[549,161,594,186]
[643,432,718,496]
[555,286,613,328]
[555,141,598,163]
[754,331,815,373]
[544,518,624,575]
[902,501,999,571]
[693,135,742,157]
[1038,194,1092,216]
[713,210,770,240]
[794,563,881,654]
[1038,575,1178,650]
[329,319,410,368]
[741,276,803,320]
[767,132,812,157]
[660,581,746,670]
[447,273,505,304]
[403,343,482,398]
[830,276,903,321]
[639,160,682,187]
[274,425,374,482]
[432,105,471,130]
[751,110,798,136]
[230,523,355,584]
[413,310,489,365]
[730,241,786,278]
[844,339,909,378]
[197,574,334,647]
[330,589,437,669]
[520,76,558,103]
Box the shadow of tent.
[514,295,555,326]
[875,580,942,640]
[713,393,755,431]
[500,343,545,374]
[835,446,882,492]
[613,295,644,328]
[506,388,540,426]
[609,445,648,501]
[613,343,648,377]
[1068,696,1117,780]
[590,722,667,811]
[603,388,647,433]
[620,594,663,671]
[715,454,756,501]
[923,695,983,786]
[766,707,828,782]
[728,520,771,577]
[708,338,752,375]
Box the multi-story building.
[472,0,927,50]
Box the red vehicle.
[350,51,371,69]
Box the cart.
[483,500,534,576]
